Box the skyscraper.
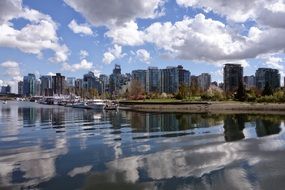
[161,67,179,94]
[132,69,147,91]
[146,67,161,93]
[1,85,11,94]
[255,68,280,91]
[197,73,211,91]
[18,81,23,95]
[40,75,52,96]
[52,73,65,95]
[109,64,122,96]
[224,64,243,93]
[99,74,109,93]
[23,73,36,96]
[66,77,76,87]
[177,65,191,88]
[83,71,102,94]
[244,75,256,89]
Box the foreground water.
[1,102,285,189]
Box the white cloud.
[102,44,125,64]
[136,49,151,63]
[262,55,284,71]
[92,69,101,77]
[1,61,22,81]
[79,50,89,59]
[106,21,145,46]
[142,13,285,64]
[176,0,285,28]
[68,19,93,36]
[0,0,22,24]
[0,60,22,93]
[0,0,69,63]
[47,72,56,76]
[64,0,165,27]
[62,59,93,72]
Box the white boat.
[87,99,105,110]
[104,102,118,110]
[2,100,7,104]
[72,102,90,109]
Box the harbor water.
[1,101,285,189]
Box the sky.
[0,0,285,92]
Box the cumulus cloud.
[1,61,22,81]
[79,50,89,59]
[102,44,125,64]
[0,0,69,63]
[62,59,93,72]
[68,19,93,36]
[64,0,164,27]
[0,0,22,24]
[176,0,285,28]
[261,54,285,71]
[106,21,145,46]
[136,49,151,63]
[141,13,285,64]
[47,72,56,76]
[0,60,22,93]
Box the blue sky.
[0,0,285,92]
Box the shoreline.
[119,101,285,114]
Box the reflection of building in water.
[22,108,38,125]
[51,109,66,126]
[127,112,224,133]
[223,115,245,142]
[40,108,53,123]
[255,118,281,137]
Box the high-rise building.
[99,74,109,93]
[1,85,11,94]
[197,73,211,91]
[75,79,83,89]
[177,65,191,88]
[52,73,65,95]
[18,81,23,95]
[66,77,76,87]
[255,68,280,91]
[132,69,147,91]
[83,71,103,94]
[190,76,198,89]
[244,75,256,89]
[161,66,179,94]
[109,64,122,95]
[40,75,52,96]
[35,80,41,96]
[146,67,161,93]
[224,64,243,93]
[23,73,36,96]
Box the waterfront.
[1,102,285,189]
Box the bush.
[175,93,183,100]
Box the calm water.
[1,102,285,189]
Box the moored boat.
[87,99,105,110]
[104,102,118,110]
[72,102,90,109]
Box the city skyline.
[7,64,282,97]
[1,0,285,93]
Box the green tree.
[235,80,246,101]
[262,82,273,96]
